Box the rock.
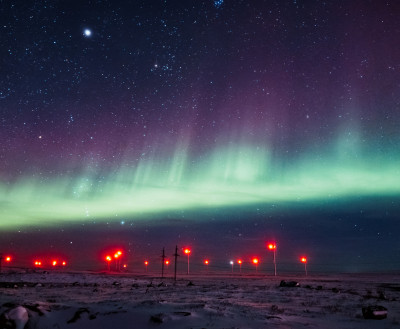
[362,305,388,320]
[279,280,299,287]
[187,281,195,286]
[0,306,29,329]
[23,303,50,316]
[150,313,169,323]
[378,291,387,300]
[67,308,90,323]
[173,311,191,316]
[332,287,340,293]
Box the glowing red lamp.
[52,260,57,266]
[267,243,276,250]
[34,260,42,267]
[5,256,11,262]
[165,260,170,265]
[62,261,67,266]
[204,259,209,265]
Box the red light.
[106,255,112,262]
[300,257,307,263]
[252,258,259,264]
[237,259,242,264]
[204,259,209,265]
[34,260,42,267]
[5,256,11,262]
[116,250,122,255]
[62,261,67,266]
[114,253,120,259]
[52,260,57,266]
[183,248,191,255]
[165,260,170,265]
[123,264,127,268]
[144,261,149,265]
[268,243,276,250]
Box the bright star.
[84,29,92,37]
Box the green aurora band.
[1,140,399,229]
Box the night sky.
[1,0,400,273]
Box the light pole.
[268,243,277,276]
[252,258,259,273]
[165,260,170,273]
[183,248,191,275]
[114,250,122,271]
[105,256,112,271]
[300,257,307,276]
[230,260,234,273]
[237,259,242,274]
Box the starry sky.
[1,0,400,273]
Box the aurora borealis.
[1,1,400,272]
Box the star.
[83,29,92,37]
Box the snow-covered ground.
[0,270,399,328]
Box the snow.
[0,270,399,328]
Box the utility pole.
[173,245,179,282]
[161,248,166,279]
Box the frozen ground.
[0,270,399,328]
